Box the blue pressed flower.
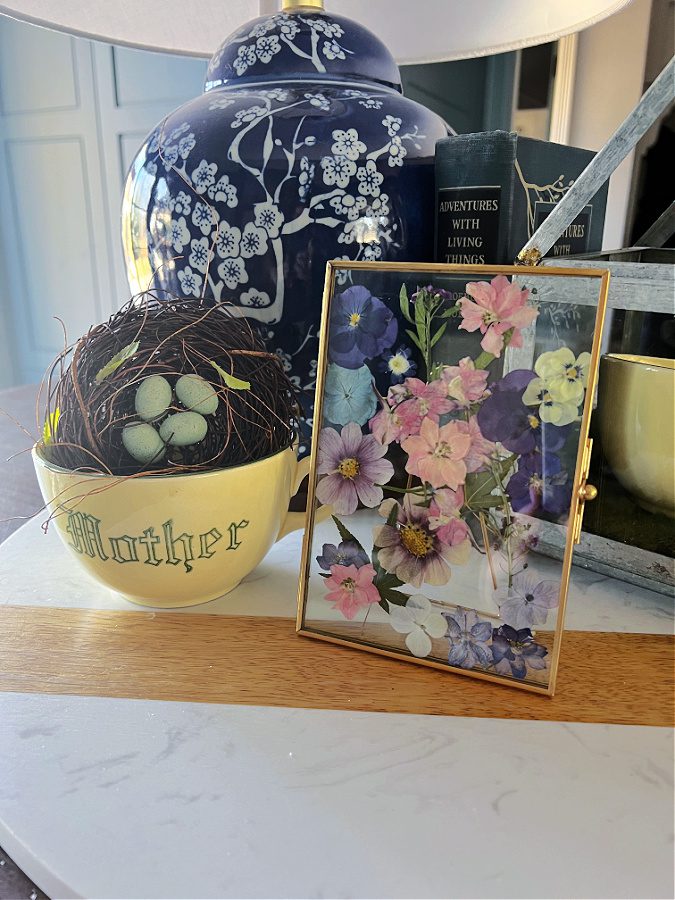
[444,607,493,670]
[316,541,370,571]
[506,451,572,519]
[497,573,559,629]
[378,345,417,383]
[491,624,548,679]
[323,364,377,426]
[328,285,398,369]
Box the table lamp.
[0,0,633,451]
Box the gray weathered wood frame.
[535,254,675,595]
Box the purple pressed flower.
[478,370,571,456]
[507,452,571,519]
[316,541,369,571]
[497,573,559,629]
[315,422,394,516]
[412,284,454,304]
[378,345,417,383]
[492,369,538,394]
[329,285,398,369]
[491,624,548,679]
[444,607,493,669]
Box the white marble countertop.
[1,517,673,899]
[1,694,673,900]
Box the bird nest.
[40,294,301,476]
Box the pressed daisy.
[374,496,470,588]
[316,423,394,515]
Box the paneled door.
[0,16,206,386]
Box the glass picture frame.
[297,262,610,695]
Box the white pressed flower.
[389,595,447,658]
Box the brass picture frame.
[297,262,610,695]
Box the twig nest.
[40,295,301,476]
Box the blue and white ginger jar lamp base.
[122,0,450,453]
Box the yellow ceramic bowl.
[598,354,675,519]
[33,444,312,607]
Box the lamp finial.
[281,0,325,10]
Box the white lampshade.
[0,0,633,61]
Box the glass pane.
[300,264,608,693]
[586,308,675,561]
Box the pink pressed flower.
[440,357,489,407]
[370,378,450,446]
[403,378,453,419]
[455,416,496,473]
[387,383,411,407]
[389,399,424,438]
[370,405,402,444]
[459,275,537,357]
[401,418,471,489]
[432,486,464,516]
[432,513,470,548]
[374,496,470,588]
[316,423,394,515]
[324,563,380,620]
[428,487,470,548]
[375,379,452,444]
[369,399,422,445]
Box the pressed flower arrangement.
[298,262,609,694]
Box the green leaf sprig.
[42,408,60,445]
[94,341,139,384]
[399,284,459,378]
[209,359,250,391]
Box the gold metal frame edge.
[296,260,611,699]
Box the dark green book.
[435,130,609,264]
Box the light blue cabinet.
[0,16,207,386]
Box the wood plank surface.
[1,606,672,726]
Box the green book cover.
[435,131,609,264]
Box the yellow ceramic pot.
[598,354,675,519]
[33,444,312,607]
